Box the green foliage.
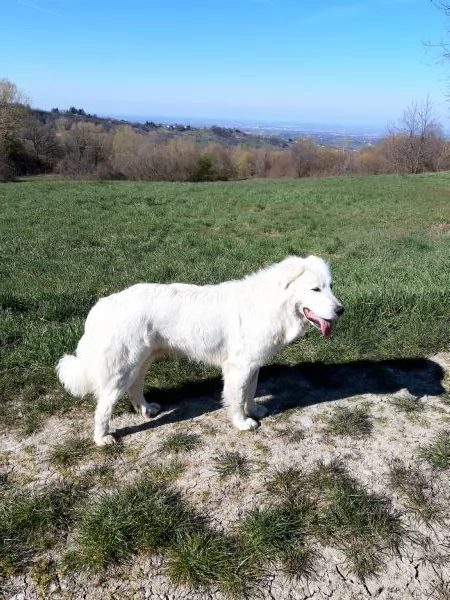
[265,467,305,503]
[317,470,402,578]
[68,479,254,595]
[2,460,408,589]
[238,504,312,565]
[191,154,216,181]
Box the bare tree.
[290,137,320,177]
[0,79,30,179]
[385,96,446,173]
[56,121,112,176]
[0,79,30,143]
[427,3,450,81]
[21,117,62,169]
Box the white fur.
[56,255,343,445]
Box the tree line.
[1,79,449,182]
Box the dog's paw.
[142,402,161,418]
[233,416,260,431]
[248,404,268,418]
[94,434,117,446]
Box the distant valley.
[105,113,387,150]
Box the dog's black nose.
[336,305,344,317]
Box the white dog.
[57,256,343,445]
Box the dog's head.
[281,255,344,337]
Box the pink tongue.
[305,309,332,337]
[320,318,332,337]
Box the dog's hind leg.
[222,362,260,431]
[94,387,121,446]
[243,368,268,419]
[128,359,161,419]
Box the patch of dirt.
[2,353,450,600]
[430,221,450,233]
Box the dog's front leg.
[244,368,268,419]
[222,362,260,431]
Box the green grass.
[67,478,253,595]
[390,396,424,414]
[1,174,446,591]
[49,436,92,468]
[323,405,373,438]
[419,431,450,469]
[146,459,186,482]
[310,461,403,579]
[0,175,448,431]
[264,460,403,579]
[265,467,305,503]
[159,431,202,454]
[166,531,252,596]
[0,483,85,578]
[3,461,407,591]
[388,459,441,524]
[237,501,316,578]
[66,480,190,570]
[212,451,251,479]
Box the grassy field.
[1,174,448,417]
[1,173,449,597]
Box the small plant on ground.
[274,425,305,443]
[418,431,450,470]
[323,406,373,438]
[213,451,251,479]
[388,459,441,524]
[96,442,125,458]
[159,431,202,454]
[279,544,318,579]
[146,459,186,482]
[265,467,305,503]
[49,437,92,468]
[308,460,403,579]
[77,465,115,487]
[390,396,424,414]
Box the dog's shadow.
[114,357,446,440]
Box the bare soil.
[2,353,449,600]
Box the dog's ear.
[278,256,305,288]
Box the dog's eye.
[312,287,320,292]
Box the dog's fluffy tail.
[56,353,92,398]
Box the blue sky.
[2,0,450,130]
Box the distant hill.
[31,108,385,150]
[31,108,291,150]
